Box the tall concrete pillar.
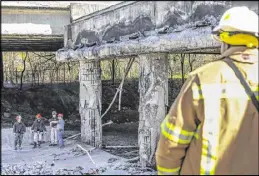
[138,53,168,167]
[79,60,102,147]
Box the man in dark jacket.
[13,115,26,150]
[31,114,46,148]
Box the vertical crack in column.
[138,53,168,167]
[79,60,102,147]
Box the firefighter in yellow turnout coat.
[155,6,258,175]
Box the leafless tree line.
[3,52,79,89]
[2,52,218,90]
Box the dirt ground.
[1,122,156,175]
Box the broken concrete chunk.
[108,157,118,163]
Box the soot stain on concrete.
[190,4,227,21]
[162,9,187,28]
[102,16,155,42]
[74,30,100,46]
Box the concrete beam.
[138,53,168,167]
[79,60,102,147]
[56,26,220,61]
[1,5,69,11]
[1,35,63,51]
[70,3,111,22]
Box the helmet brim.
[212,25,221,33]
[211,25,222,42]
[211,34,221,42]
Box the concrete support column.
[138,53,168,167]
[79,60,102,147]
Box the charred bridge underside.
[1,35,64,52]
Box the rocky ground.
[1,141,155,175]
[1,122,155,175]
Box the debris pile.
[70,147,87,157]
[55,166,84,175]
[85,167,107,175]
[111,162,156,175]
[1,162,108,175]
[1,162,52,175]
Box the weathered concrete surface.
[138,53,168,167]
[56,1,258,60]
[1,1,121,8]
[79,60,102,147]
[66,1,257,44]
[2,127,51,147]
[71,3,110,22]
[56,26,220,61]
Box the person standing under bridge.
[51,113,65,148]
[57,113,65,148]
[49,110,58,146]
[155,6,258,175]
[31,114,47,148]
[13,115,26,150]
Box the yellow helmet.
[212,6,258,48]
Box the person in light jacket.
[56,113,65,148]
[49,111,58,146]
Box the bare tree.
[27,55,36,86]
[111,59,115,84]
[188,54,196,72]
[0,52,3,90]
[180,53,185,85]
[168,58,174,80]
[20,52,28,90]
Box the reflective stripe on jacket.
[155,48,258,175]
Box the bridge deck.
[1,35,63,52]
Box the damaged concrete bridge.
[55,1,258,167]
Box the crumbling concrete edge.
[56,26,220,62]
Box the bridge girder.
[1,35,64,52]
